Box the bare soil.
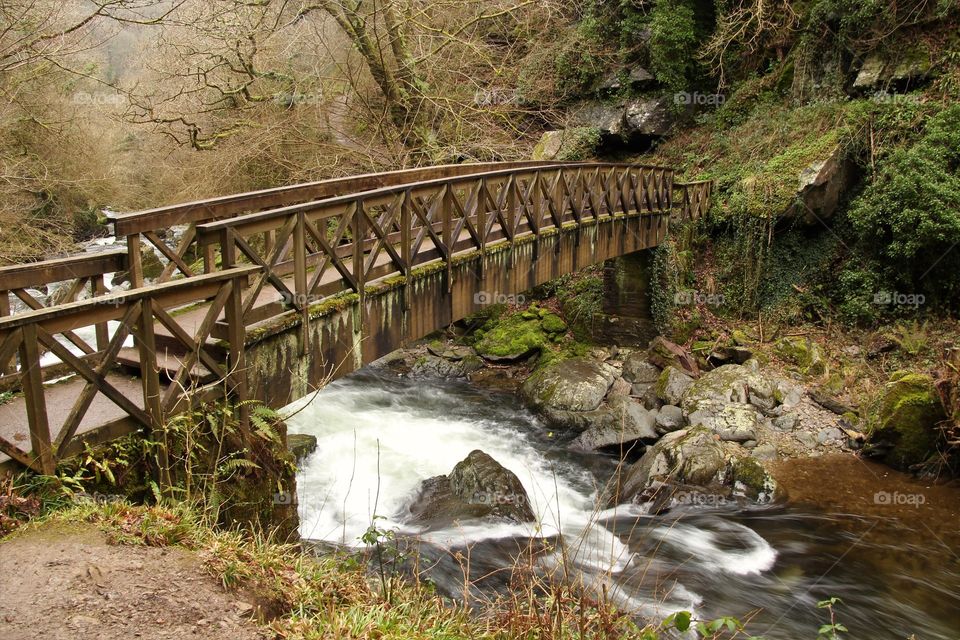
[0,522,270,640]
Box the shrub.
[648,0,699,94]
[847,104,960,308]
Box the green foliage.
[848,104,960,308]
[648,0,699,93]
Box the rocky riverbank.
[373,330,881,518]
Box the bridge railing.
[107,161,574,288]
[0,267,257,474]
[0,250,128,377]
[676,179,714,221]
[192,163,674,327]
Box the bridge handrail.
[195,162,674,235]
[107,161,615,287]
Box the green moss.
[774,336,825,375]
[732,457,776,499]
[540,312,568,335]
[865,371,946,470]
[655,367,672,399]
[474,314,549,359]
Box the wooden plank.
[0,250,127,291]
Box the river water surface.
[286,369,960,639]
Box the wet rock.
[730,457,780,501]
[622,355,661,384]
[570,397,657,453]
[610,427,727,506]
[655,367,694,405]
[863,371,945,471]
[287,434,317,462]
[412,354,483,378]
[521,357,617,413]
[654,405,686,434]
[407,450,534,525]
[426,343,476,362]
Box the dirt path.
[0,522,270,640]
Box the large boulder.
[624,96,683,137]
[609,427,726,506]
[863,371,946,470]
[852,46,934,92]
[622,354,661,384]
[608,427,781,508]
[655,367,694,405]
[570,396,657,452]
[407,450,534,525]
[521,357,617,413]
[680,364,778,417]
[784,146,857,224]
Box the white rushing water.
[285,370,779,620]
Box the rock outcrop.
[407,450,534,525]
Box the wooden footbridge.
[0,161,712,473]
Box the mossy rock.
[474,314,548,361]
[540,312,568,335]
[731,457,780,501]
[774,336,825,375]
[864,371,946,470]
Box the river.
[286,368,960,639]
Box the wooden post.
[20,325,55,474]
[224,277,250,446]
[477,179,487,281]
[400,191,412,311]
[0,292,12,376]
[135,299,169,491]
[127,234,144,288]
[294,212,309,352]
[441,186,453,293]
[92,275,109,352]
